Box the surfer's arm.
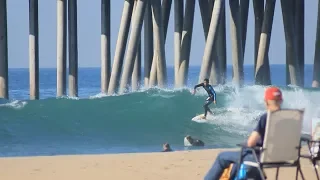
[194,83,204,90]
[193,83,204,94]
[193,83,203,94]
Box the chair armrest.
[301,134,312,142]
[236,143,247,147]
[236,143,262,151]
[301,135,320,143]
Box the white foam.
[190,84,320,136]
[0,100,28,109]
[89,92,109,99]
[61,96,80,100]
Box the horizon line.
[7,63,315,69]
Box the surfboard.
[191,114,208,123]
[192,114,206,121]
[191,113,214,123]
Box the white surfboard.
[192,114,206,120]
[192,113,214,123]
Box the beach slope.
[0,149,318,180]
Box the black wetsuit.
[192,139,205,146]
[194,83,217,117]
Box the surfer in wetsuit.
[192,78,216,119]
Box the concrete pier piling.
[148,47,158,87]
[101,0,111,94]
[132,39,141,91]
[281,0,302,86]
[204,0,222,85]
[229,0,244,86]
[162,0,172,41]
[130,0,142,91]
[216,0,227,84]
[148,2,157,88]
[253,0,264,72]
[173,0,183,87]
[119,0,146,93]
[148,0,171,88]
[108,0,134,95]
[253,0,271,85]
[143,0,153,88]
[210,0,227,85]
[198,0,211,40]
[200,0,220,85]
[150,0,167,88]
[255,0,275,85]
[29,0,39,100]
[208,0,214,15]
[240,0,249,58]
[198,0,223,83]
[57,0,67,97]
[202,0,221,85]
[294,0,305,86]
[313,0,320,88]
[68,0,79,97]
[177,0,195,87]
[0,0,8,99]
[208,50,220,85]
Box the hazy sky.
[5,0,319,68]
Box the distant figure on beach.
[204,86,283,180]
[192,78,216,119]
[161,143,173,152]
[184,135,205,147]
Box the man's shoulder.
[258,112,268,124]
[253,112,268,133]
[260,112,268,119]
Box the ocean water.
[0,64,319,157]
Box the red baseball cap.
[264,87,282,101]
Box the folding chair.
[236,109,305,180]
[300,134,320,180]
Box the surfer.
[192,78,216,119]
[161,143,173,152]
[184,135,205,146]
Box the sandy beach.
[0,148,319,180]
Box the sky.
[5,0,319,68]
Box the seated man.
[204,87,283,180]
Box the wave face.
[1,85,319,157]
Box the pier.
[0,0,319,99]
